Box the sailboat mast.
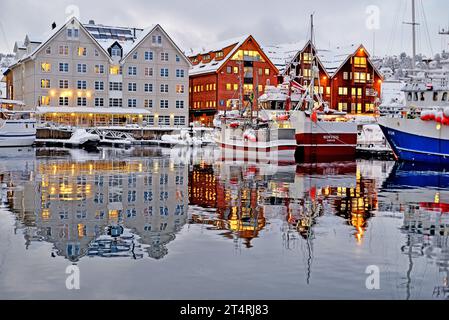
[309,14,315,112]
[412,0,417,69]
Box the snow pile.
[68,129,100,145]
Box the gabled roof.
[264,41,382,79]
[188,35,278,77]
[19,17,112,64]
[262,40,309,73]
[120,24,192,66]
[188,35,249,76]
[318,44,361,76]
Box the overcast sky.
[0,0,448,57]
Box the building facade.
[188,35,279,126]
[4,17,190,128]
[264,41,383,114]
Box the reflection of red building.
[265,41,383,114]
[188,164,217,208]
[188,35,279,126]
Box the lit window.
[78,47,87,56]
[95,64,105,74]
[233,67,239,74]
[354,56,367,68]
[41,62,51,72]
[176,85,185,93]
[41,79,51,88]
[110,65,120,75]
[233,84,238,91]
[39,96,50,106]
[338,87,348,95]
[226,83,232,90]
[265,68,270,76]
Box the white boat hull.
[0,119,37,147]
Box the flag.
[285,83,292,111]
[291,80,305,92]
[311,110,318,123]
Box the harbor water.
[0,146,448,300]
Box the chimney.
[89,20,95,25]
[133,28,136,39]
[51,22,57,30]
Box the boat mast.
[412,0,417,69]
[404,0,419,70]
[309,13,315,112]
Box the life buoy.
[277,114,290,121]
[229,122,239,129]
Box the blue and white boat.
[378,71,449,165]
[378,0,449,165]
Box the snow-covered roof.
[11,18,189,67]
[263,41,377,77]
[262,40,308,73]
[188,35,250,76]
[317,44,360,76]
[36,106,152,115]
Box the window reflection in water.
[7,155,188,262]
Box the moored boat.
[0,103,36,147]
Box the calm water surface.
[0,146,448,300]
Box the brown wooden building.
[188,35,279,126]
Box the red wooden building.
[264,41,383,114]
[188,35,279,126]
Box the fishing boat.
[215,112,297,164]
[215,84,297,164]
[377,0,449,164]
[289,15,358,162]
[0,100,36,147]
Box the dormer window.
[203,54,211,61]
[216,51,224,59]
[111,47,122,57]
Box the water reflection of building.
[10,157,188,261]
[402,204,449,299]
[189,162,217,208]
[264,162,379,243]
[188,161,381,247]
[216,164,267,248]
[189,163,268,248]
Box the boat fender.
[435,112,444,124]
[444,107,449,118]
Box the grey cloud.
[0,0,448,57]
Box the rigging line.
[420,0,434,57]
[388,0,404,53]
[400,0,409,54]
